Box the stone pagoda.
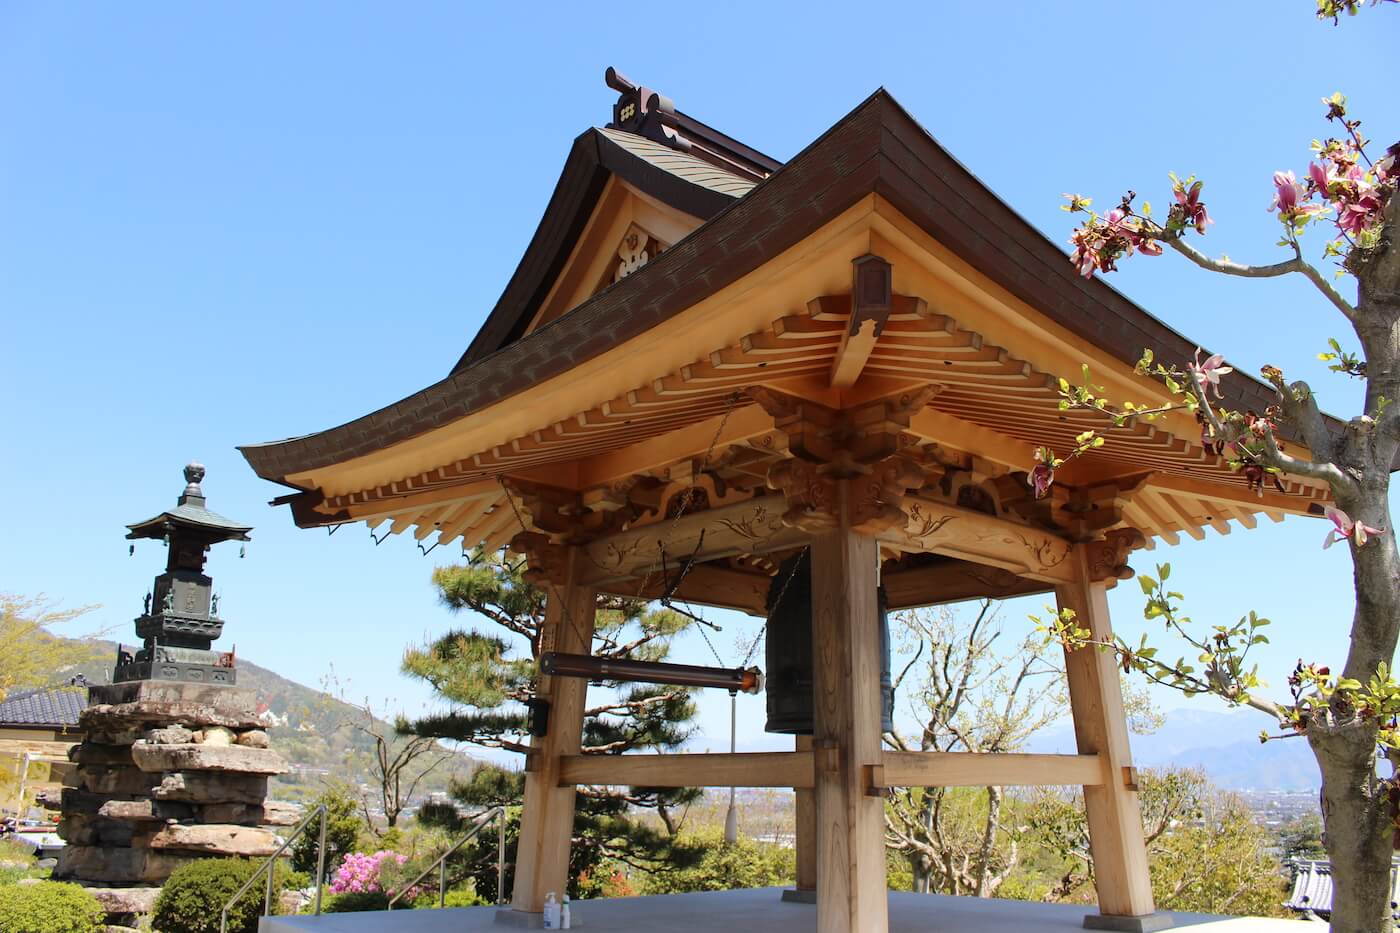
[51,463,295,927]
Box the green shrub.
[323,890,394,912]
[151,858,297,933]
[0,880,104,933]
[290,786,366,880]
[642,828,794,895]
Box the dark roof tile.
[0,687,85,727]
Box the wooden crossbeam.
[559,752,814,788]
[554,750,1106,789]
[597,563,772,616]
[579,490,1079,588]
[883,558,1051,610]
[879,751,1103,788]
[577,497,808,587]
[879,495,1078,584]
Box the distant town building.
[0,684,86,818]
[1285,858,1400,922]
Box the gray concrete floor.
[260,888,1308,932]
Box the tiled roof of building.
[0,687,85,728]
[1285,858,1400,919]
[597,127,758,198]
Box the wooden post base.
[781,889,817,904]
[1083,912,1175,932]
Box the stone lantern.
[118,462,252,685]
[51,463,293,927]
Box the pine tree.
[398,550,705,897]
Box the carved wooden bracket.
[503,477,637,545]
[748,385,939,471]
[510,531,572,586]
[766,458,840,533]
[849,455,928,533]
[1086,528,1147,582]
[766,453,929,534]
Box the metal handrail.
[219,803,327,933]
[386,806,506,909]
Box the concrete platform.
[260,888,1305,932]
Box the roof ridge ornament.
[605,66,692,154]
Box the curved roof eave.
[240,88,1388,494]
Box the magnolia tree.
[1029,17,1399,929]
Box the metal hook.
[418,539,441,557]
[370,527,390,546]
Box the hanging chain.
[489,389,767,672]
[739,546,807,669]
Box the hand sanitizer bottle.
[561,895,572,929]
[543,892,559,929]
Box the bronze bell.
[763,552,894,735]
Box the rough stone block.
[82,887,160,919]
[235,729,270,749]
[81,765,162,796]
[142,725,194,745]
[198,726,235,746]
[69,743,135,767]
[131,743,286,775]
[86,726,144,746]
[193,799,301,826]
[87,681,257,714]
[261,800,302,826]
[57,815,151,848]
[94,798,194,823]
[153,771,269,805]
[82,701,263,731]
[148,823,282,857]
[53,845,185,884]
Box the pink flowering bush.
[330,850,422,900]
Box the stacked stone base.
[48,682,294,928]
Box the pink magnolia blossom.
[1323,506,1386,549]
[1028,449,1055,499]
[1188,348,1233,398]
[1173,179,1211,234]
[1309,160,1332,193]
[1336,189,1384,237]
[1269,170,1326,223]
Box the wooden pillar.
[511,548,597,916]
[793,734,817,895]
[809,485,888,933]
[1056,543,1157,927]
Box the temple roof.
[239,80,1366,558]
[246,89,1318,479]
[453,71,775,371]
[0,687,85,729]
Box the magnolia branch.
[1162,234,1358,323]
[1185,368,1355,494]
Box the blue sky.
[2,3,1396,764]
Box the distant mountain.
[1027,707,1319,791]
[73,641,477,805]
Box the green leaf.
[1139,575,1157,595]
